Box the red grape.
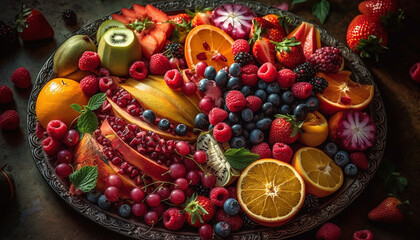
[132,202,147,217]
[130,187,145,202]
[169,189,185,204]
[175,141,190,156]
[106,174,121,188]
[201,172,216,188]
[57,150,72,164]
[186,170,200,186]
[174,178,189,191]
[193,150,207,164]
[63,129,79,146]
[145,193,161,207]
[156,185,171,199]
[55,163,72,178]
[105,186,119,202]
[169,163,186,179]
[144,211,159,226]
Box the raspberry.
[225,90,246,112]
[80,75,99,96]
[316,222,342,240]
[208,107,228,125]
[257,62,277,82]
[409,62,420,83]
[227,186,237,200]
[78,51,100,71]
[277,69,296,88]
[163,208,186,230]
[215,209,243,232]
[149,53,170,75]
[99,76,115,92]
[47,120,68,140]
[213,122,232,143]
[11,67,31,89]
[272,142,293,163]
[309,46,342,73]
[242,64,259,74]
[292,82,312,99]
[98,67,110,77]
[42,136,62,155]
[231,39,250,55]
[245,95,262,112]
[0,85,13,103]
[210,187,229,207]
[0,110,19,130]
[241,73,258,87]
[251,142,271,159]
[349,152,369,170]
[129,61,148,80]
[164,69,183,89]
[353,229,374,240]
[36,122,47,140]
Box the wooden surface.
[0,0,419,239]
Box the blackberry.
[0,22,18,47]
[164,42,184,59]
[309,46,342,73]
[293,62,316,82]
[62,9,77,25]
[193,184,211,197]
[302,194,319,214]
[234,52,254,67]
[309,77,328,94]
[241,212,258,228]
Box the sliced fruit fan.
[28,1,386,239]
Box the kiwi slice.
[97,28,142,76]
[96,19,126,44]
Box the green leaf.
[224,148,260,170]
[292,0,308,4]
[70,104,83,113]
[377,159,396,181]
[87,93,106,111]
[191,213,197,224]
[312,0,330,24]
[69,165,98,193]
[396,176,408,193]
[77,110,98,134]
[185,9,195,17]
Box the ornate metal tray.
[27,0,387,239]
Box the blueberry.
[87,190,101,204]
[242,129,249,138]
[230,136,247,148]
[158,118,170,130]
[214,222,231,238]
[118,204,131,218]
[324,142,338,157]
[204,66,216,80]
[223,103,230,112]
[227,77,241,90]
[267,82,281,94]
[142,110,156,124]
[344,163,358,177]
[262,102,274,115]
[223,198,240,216]
[195,113,210,130]
[253,114,262,123]
[241,108,254,123]
[229,63,241,77]
[267,93,281,107]
[198,78,209,92]
[334,150,350,167]
[306,97,319,112]
[249,129,264,145]
[281,90,295,104]
[208,124,214,130]
[245,122,256,131]
[255,89,267,102]
[98,195,112,210]
[240,85,252,97]
[257,80,268,90]
[256,118,272,130]
[231,124,243,137]
[279,104,292,114]
[228,112,240,124]
[215,69,228,87]
[175,124,187,136]
[293,103,309,121]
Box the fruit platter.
[27,0,386,239]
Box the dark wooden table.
[0,0,419,239]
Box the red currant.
[169,163,186,179]
[175,141,190,156]
[201,172,216,188]
[131,202,147,217]
[169,189,185,204]
[174,178,189,191]
[193,150,207,164]
[145,193,161,207]
[130,187,145,202]
[144,211,159,226]
[55,163,72,178]
[106,174,121,188]
[57,149,72,164]
[63,129,79,146]
[105,186,119,202]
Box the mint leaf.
[312,0,330,23]
[71,104,83,113]
[87,93,106,111]
[69,165,98,193]
[224,148,260,170]
[396,176,408,193]
[77,110,98,134]
[292,0,308,4]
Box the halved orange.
[184,25,235,71]
[237,158,305,227]
[299,111,328,147]
[316,70,374,115]
[292,147,343,198]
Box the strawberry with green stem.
[183,193,216,228]
[368,196,408,224]
[249,21,276,65]
[167,13,192,43]
[269,114,303,145]
[185,6,213,28]
[271,37,305,69]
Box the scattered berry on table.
[62,9,77,25]
[409,62,420,83]
[293,62,316,82]
[0,110,20,130]
[79,51,100,71]
[353,229,374,240]
[11,67,31,89]
[316,222,342,240]
[309,46,342,73]
[0,85,13,103]
[272,142,293,163]
[0,22,19,47]
[334,150,350,167]
[344,163,358,177]
[80,75,99,96]
[118,204,131,218]
[234,52,254,67]
[350,152,369,170]
[309,77,329,94]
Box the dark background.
[0,0,419,239]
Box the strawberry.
[15,4,54,41]
[269,114,300,145]
[368,197,406,224]
[168,13,192,43]
[249,17,286,42]
[272,37,306,69]
[358,0,398,20]
[186,7,213,28]
[346,15,388,61]
[184,194,216,228]
[168,13,191,25]
[250,23,276,65]
[263,14,281,26]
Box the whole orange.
[36,78,89,128]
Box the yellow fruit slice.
[237,159,305,227]
[299,111,328,147]
[292,147,343,197]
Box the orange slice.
[237,159,305,227]
[299,111,328,147]
[316,70,374,115]
[292,147,343,198]
[184,25,235,71]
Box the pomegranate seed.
[130,169,139,178]
[212,53,227,62]
[196,52,207,60]
[202,41,210,51]
[111,157,122,165]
